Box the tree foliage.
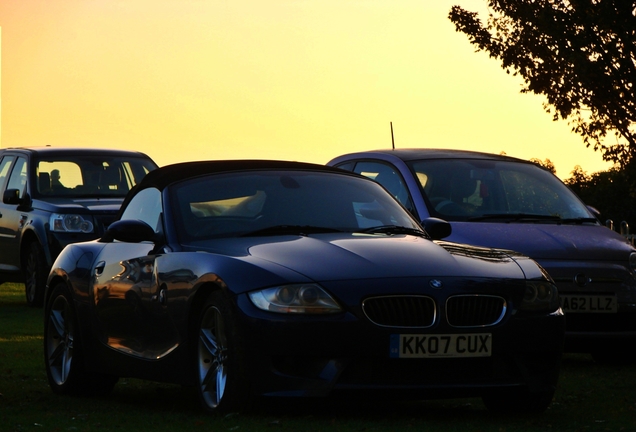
[565,164,636,230]
[449,1,636,166]
[529,157,557,174]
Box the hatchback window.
[409,159,592,221]
[351,161,416,216]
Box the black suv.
[0,147,158,306]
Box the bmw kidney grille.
[362,294,506,328]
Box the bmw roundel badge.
[430,279,443,289]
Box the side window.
[0,156,16,192]
[334,161,355,172]
[6,157,28,198]
[352,161,416,215]
[120,188,163,234]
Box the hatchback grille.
[362,296,435,328]
[446,295,506,327]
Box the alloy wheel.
[198,306,228,409]
[45,294,75,386]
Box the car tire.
[24,241,47,307]
[44,283,118,396]
[196,290,251,413]
[482,388,555,414]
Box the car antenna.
[390,121,395,150]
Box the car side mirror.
[421,217,452,240]
[586,205,601,219]
[101,219,157,243]
[3,188,22,205]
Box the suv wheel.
[25,241,47,307]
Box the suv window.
[35,156,156,198]
[0,156,15,191]
[7,157,28,198]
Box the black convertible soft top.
[120,159,356,212]
[140,160,348,190]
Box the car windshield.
[169,170,423,240]
[36,156,156,198]
[408,159,594,222]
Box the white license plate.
[560,295,617,313]
[389,333,492,358]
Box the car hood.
[447,222,634,262]
[33,197,123,213]
[197,234,531,282]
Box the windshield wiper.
[240,225,344,237]
[358,225,428,237]
[556,217,598,224]
[467,214,598,224]
[467,214,563,222]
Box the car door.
[0,156,28,270]
[91,187,180,359]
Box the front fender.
[20,221,50,267]
[46,241,107,305]
[156,251,313,298]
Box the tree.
[529,157,557,174]
[448,1,636,166]
[565,164,636,230]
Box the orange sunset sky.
[0,0,615,179]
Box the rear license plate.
[560,295,617,313]
[389,333,492,358]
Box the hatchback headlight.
[50,213,94,233]
[629,252,636,273]
[248,284,342,314]
[520,280,560,312]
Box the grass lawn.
[1,282,635,432]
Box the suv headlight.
[520,280,560,312]
[248,284,342,314]
[50,213,94,233]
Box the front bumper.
[544,260,636,352]
[235,295,565,399]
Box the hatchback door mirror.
[586,205,601,219]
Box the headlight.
[520,280,560,312]
[50,213,94,233]
[629,252,636,273]
[248,284,342,314]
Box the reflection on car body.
[44,160,564,414]
[328,148,636,362]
